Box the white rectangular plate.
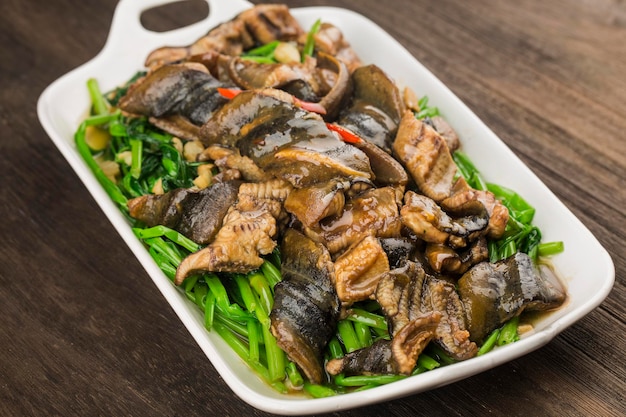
[37,0,615,414]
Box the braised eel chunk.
[393,110,459,202]
[457,252,566,342]
[177,181,242,245]
[270,229,340,384]
[127,188,192,229]
[308,22,362,73]
[375,261,427,336]
[200,89,373,187]
[127,181,241,245]
[174,208,277,284]
[425,238,489,276]
[313,186,402,255]
[401,190,489,250]
[422,277,478,361]
[145,4,304,69]
[326,312,440,376]
[118,63,228,127]
[338,65,405,152]
[283,179,348,228]
[379,238,417,269]
[334,236,390,304]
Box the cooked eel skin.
[457,252,566,342]
[270,229,340,384]
[326,312,440,376]
[174,208,277,284]
[338,65,405,152]
[145,4,304,70]
[127,181,241,245]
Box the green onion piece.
[286,361,304,387]
[411,366,428,376]
[346,308,388,330]
[334,374,406,387]
[416,353,440,370]
[260,260,282,289]
[303,382,337,398]
[214,313,249,338]
[141,236,183,266]
[234,274,258,313]
[270,380,288,394]
[262,323,285,382]
[160,143,184,180]
[147,247,176,280]
[538,241,565,257]
[497,316,520,346]
[328,336,344,359]
[244,272,285,382]
[205,274,250,319]
[108,119,127,137]
[486,183,516,201]
[249,272,273,314]
[129,138,142,179]
[133,225,201,253]
[337,320,361,352]
[488,183,535,220]
[183,275,199,303]
[247,320,261,362]
[353,322,373,348]
[242,40,280,57]
[213,319,271,383]
[204,291,216,329]
[415,96,440,119]
[87,78,109,116]
[194,281,209,308]
[269,248,281,269]
[477,328,501,356]
[302,19,321,61]
[452,151,487,190]
[500,239,518,260]
[418,95,430,110]
[240,55,278,64]
[212,318,250,360]
[353,383,379,392]
[427,344,455,366]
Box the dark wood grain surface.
[2,0,624,415]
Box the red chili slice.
[217,87,326,115]
[217,87,242,99]
[326,123,363,144]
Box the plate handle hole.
[140,0,210,33]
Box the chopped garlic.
[193,174,211,189]
[171,137,184,154]
[517,323,534,335]
[85,125,110,151]
[152,178,164,195]
[183,140,205,162]
[403,86,420,112]
[274,42,301,64]
[97,159,120,182]
[193,163,213,189]
[116,150,132,166]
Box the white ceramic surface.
[37,0,615,414]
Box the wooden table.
[2,0,624,415]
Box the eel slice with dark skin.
[270,229,340,385]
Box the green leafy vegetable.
[415,95,441,119]
[302,19,322,61]
[452,150,564,261]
